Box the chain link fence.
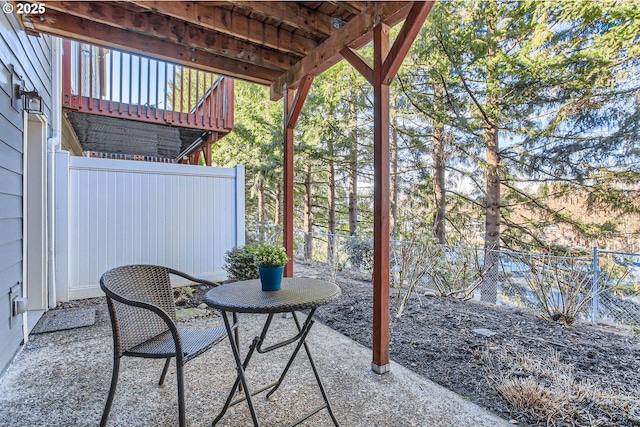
[592,250,640,326]
[245,224,640,329]
[492,249,640,327]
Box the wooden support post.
[282,75,314,277]
[340,2,435,374]
[189,151,200,165]
[283,87,295,277]
[62,39,74,109]
[371,23,391,374]
[203,133,215,166]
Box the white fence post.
[591,246,599,323]
[54,150,70,302]
[235,164,245,247]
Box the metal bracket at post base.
[371,363,390,374]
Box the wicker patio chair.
[99,265,226,427]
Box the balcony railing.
[61,39,234,133]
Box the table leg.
[264,309,316,398]
[211,311,261,427]
[264,310,340,427]
[293,312,341,427]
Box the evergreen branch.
[434,33,497,129]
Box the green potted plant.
[253,243,289,291]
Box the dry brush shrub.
[504,253,594,326]
[391,238,439,317]
[390,236,489,317]
[484,346,636,426]
[424,243,488,300]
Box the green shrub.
[223,245,259,281]
[253,244,289,268]
[343,236,373,270]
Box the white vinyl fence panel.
[55,153,244,300]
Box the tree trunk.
[390,100,399,240]
[327,139,336,265]
[483,125,500,303]
[432,83,446,245]
[258,180,266,241]
[348,93,358,237]
[485,129,500,252]
[482,12,499,304]
[304,159,313,261]
[275,185,282,229]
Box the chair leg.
[159,357,172,386]
[100,356,121,427]
[176,361,186,427]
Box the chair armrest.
[166,268,220,287]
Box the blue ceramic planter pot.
[258,266,284,291]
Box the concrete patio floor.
[0,302,511,426]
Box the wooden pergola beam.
[326,1,367,15]
[340,47,373,85]
[270,2,411,100]
[382,1,435,83]
[25,9,280,85]
[126,1,317,57]
[43,1,298,72]
[230,2,337,38]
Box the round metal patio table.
[204,278,341,427]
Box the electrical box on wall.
[13,297,28,316]
[8,282,24,329]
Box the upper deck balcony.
[61,40,234,163]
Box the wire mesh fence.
[592,250,640,326]
[245,224,640,329]
[494,250,595,324]
[493,249,640,327]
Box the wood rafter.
[43,1,298,72]
[326,1,367,15]
[125,1,317,57]
[18,1,422,95]
[270,2,412,100]
[229,2,338,38]
[29,8,280,84]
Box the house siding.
[0,9,53,373]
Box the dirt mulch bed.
[296,262,640,427]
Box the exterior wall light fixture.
[15,84,43,114]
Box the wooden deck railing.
[61,39,234,133]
